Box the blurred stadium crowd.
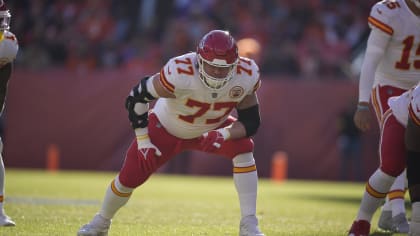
[9,0,376,79]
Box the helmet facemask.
[196,30,239,90]
[197,54,238,90]
[0,9,10,31]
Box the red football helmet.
[197,30,239,90]
[0,1,11,31]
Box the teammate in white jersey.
[350,0,420,235]
[0,0,17,227]
[386,82,420,235]
[78,30,264,236]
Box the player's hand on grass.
[200,128,230,152]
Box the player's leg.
[406,117,420,235]
[232,152,264,236]
[191,118,263,236]
[206,129,263,236]
[77,141,140,236]
[377,196,392,230]
[377,113,408,233]
[378,170,408,232]
[372,86,408,232]
[349,111,406,235]
[0,138,14,226]
[78,114,177,236]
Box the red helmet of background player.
[197,30,239,90]
[0,1,11,31]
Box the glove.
[135,128,162,160]
[200,128,230,152]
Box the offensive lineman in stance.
[350,0,420,235]
[78,30,264,236]
[0,0,17,227]
[384,82,420,235]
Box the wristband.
[357,104,369,111]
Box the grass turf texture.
[1,169,409,236]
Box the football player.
[0,0,18,227]
[78,30,264,236]
[350,0,420,235]
[386,82,420,235]
[403,83,420,235]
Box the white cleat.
[77,214,111,236]
[378,210,409,233]
[378,210,392,231]
[0,214,15,226]
[239,215,265,236]
[391,212,409,233]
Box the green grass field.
[0,169,409,236]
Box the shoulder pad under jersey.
[159,53,198,94]
[236,57,261,93]
[368,0,402,35]
[0,30,18,66]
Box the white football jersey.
[369,0,420,89]
[389,82,420,126]
[153,52,260,139]
[0,30,18,67]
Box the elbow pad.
[125,76,156,129]
[237,104,261,137]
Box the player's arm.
[0,62,12,107]
[208,92,260,142]
[125,73,175,156]
[227,93,260,139]
[125,73,174,129]
[358,29,389,105]
[199,92,260,152]
[354,28,390,131]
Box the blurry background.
[2,0,380,181]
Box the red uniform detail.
[118,113,253,188]
[379,111,406,177]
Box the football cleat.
[77,214,110,236]
[0,213,15,226]
[348,220,370,236]
[391,213,409,233]
[239,215,265,236]
[378,210,409,233]
[378,210,392,231]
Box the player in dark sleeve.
[0,62,12,108]
[406,91,420,235]
[0,0,18,226]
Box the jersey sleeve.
[158,54,197,95]
[368,1,399,36]
[237,57,261,95]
